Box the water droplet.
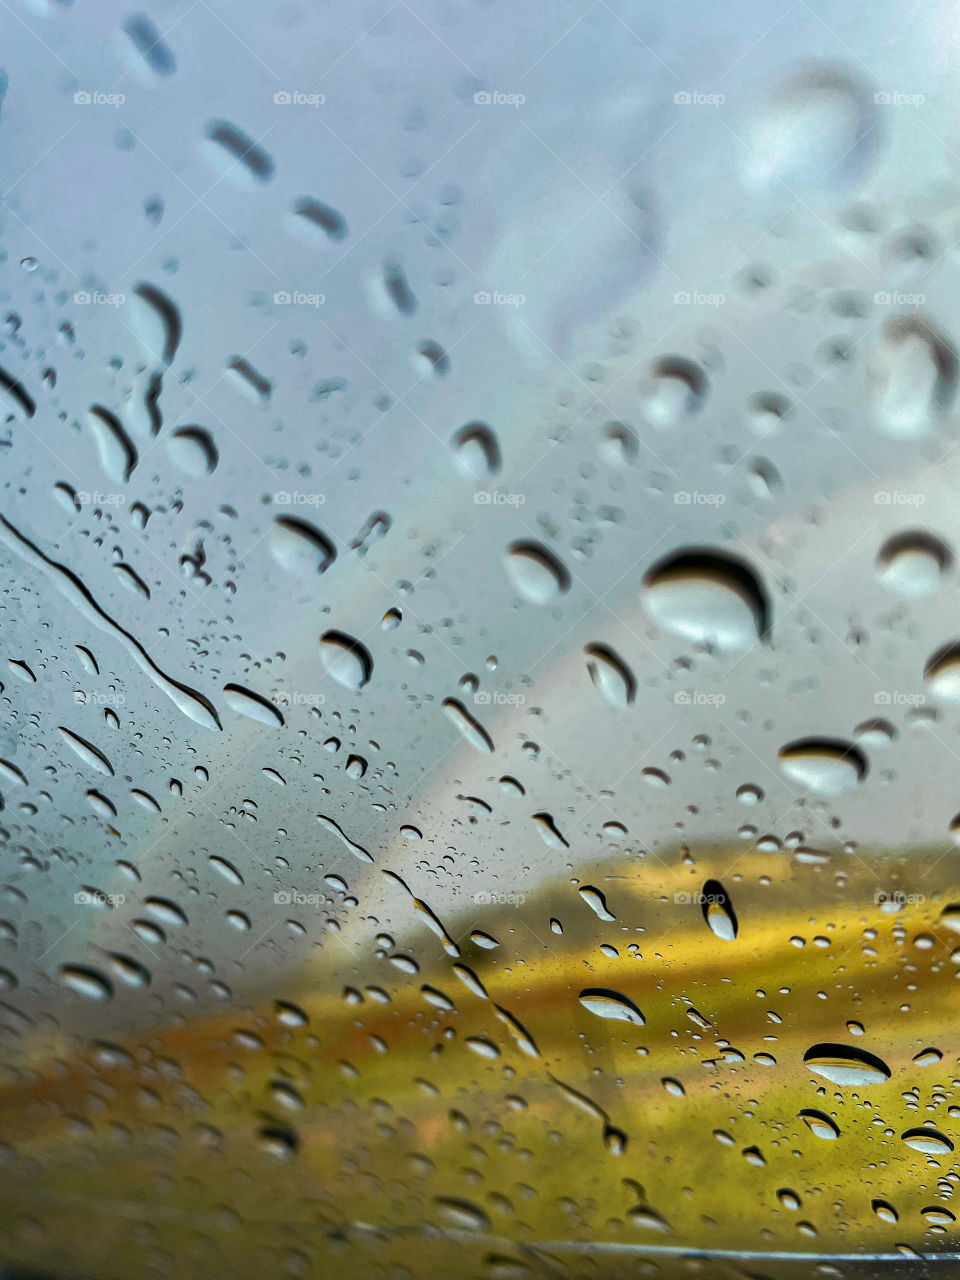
[504,541,571,604]
[223,683,284,727]
[87,406,136,482]
[799,1109,840,1139]
[452,422,500,477]
[870,316,957,438]
[441,698,494,753]
[204,120,274,185]
[578,885,615,921]
[579,987,644,1024]
[319,631,372,690]
[130,283,181,365]
[802,1042,890,1085]
[876,530,951,596]
[641,549,769,651]
[779,739,867,794]
[167,427,218,477]
[901,1127,953,1155]
[289,197,348,244]
[640,357,707,429]
[59,964,113,1001]
[924,643,960,700]
[58,726,114,776]
[702,878,738,940]
[584,643,635,708]
[744,64,877,194]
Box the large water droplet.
[901,1127,953,1155]
[641,549,769,651]
[779,739,866,794]
[578,987,644,1024]
[876,530,951,596]
[744,64,877,194]
[802,1042,890,1085]
[701,878,738,940]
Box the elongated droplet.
[441,698,494,753]
[317,814,373,864]
[870,316,956,438]
[58,727,114,776]
[701,878,737,940]
[803,1042,890,1086]
[901,1127,953,1155]
[223,683,284,727]
[578,885,615,921]
[579,987,644,1024]
[87,406,136,483]
[585,643,635,708]
[319,631,372,690]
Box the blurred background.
[0,0,959,1276]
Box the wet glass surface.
[0,1,959,1277]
